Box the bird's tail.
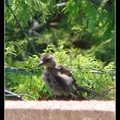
[77,85,102,96]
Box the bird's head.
[37,54,56,68]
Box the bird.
[37,54,102,100]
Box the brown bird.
[37,54,101,99]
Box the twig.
[5,90,36,100]
[88,87,115,100]
[19,94,36,100]
[5,90,23,100]
[100,87,115,94]
[5,66,33,76]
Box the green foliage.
[5,0,51,25]
[5,41,23,66]
[62,0,115,63]
[42,45,115,100]
[5,43,115,100]
[5,0,115,100]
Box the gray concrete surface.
[5,100,115,120]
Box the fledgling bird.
[37,54,101,99]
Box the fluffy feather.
[38,54,102,98]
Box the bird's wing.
[56,65,78,90]
[57,65,102,97]
[56,64,75,78]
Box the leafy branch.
[5,0,40,56]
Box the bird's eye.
[45,58,50,63]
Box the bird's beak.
[37,61,44,67]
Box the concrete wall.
[5,100,115,120]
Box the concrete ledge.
[5,100,115,120]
